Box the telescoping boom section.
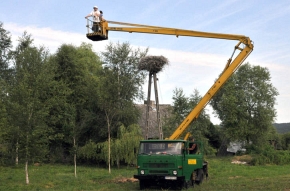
[86,20,254,140]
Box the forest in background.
[273,123,290,134]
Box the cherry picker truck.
[86,19,254,189]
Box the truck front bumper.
[134,174,185,181]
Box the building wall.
[136,101,171,139]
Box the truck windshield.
[139,142,184,155]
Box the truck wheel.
[196,169,204,185]
[139,180,146,190]
[189,175,195,188]
[181,180,189,190]
[184,181,188,189]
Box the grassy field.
[1,157,290,191]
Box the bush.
[250,149,290,165]
[244,143,290,165]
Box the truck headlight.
[141,170,145,175]
[173,170,177,175]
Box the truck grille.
[149,170,168,174]
[144,163,175,168]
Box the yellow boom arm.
[86,20,254,140]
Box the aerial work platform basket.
[86,33,108,41]
[86,19,108,41]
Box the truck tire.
[179,180,190,190]
[190,174,195,188]
[195,169,204,185]
[183,180,189,189]
[139,180,146,190]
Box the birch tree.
[98,42,147,173]
[7,33,52,184]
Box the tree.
[7,32,52,184]
[97,68,119,173]
[0,94,8,165]
[0,22,13,164]
[78,124,143,167]
[98,42,148,173]
[0,22,13,82]
[88,124,143,168]
[51,43,102,177]
[115,124,142,166]
[211,63,279,146]
[162,88,190,137]
[187,89,217,154]
[101,42,148,127]
[187,89,212,139]
[162,88,216,154]
[281,132,290,150]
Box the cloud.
[5,22,109,53]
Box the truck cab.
[134,140,208,189]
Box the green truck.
[134,139,208,189]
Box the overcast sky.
[1,0,290,124]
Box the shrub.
[250,149,290,165]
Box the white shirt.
[90,10,100,22]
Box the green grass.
[1,157,290,191]
[199,157,290,191]
[0,164,137,191]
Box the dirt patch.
[231,160,247,164]
[228,176,242,179]
[45,182,54,188]
[231,155,252,164]
[233,155,252,162]
[113,176,138,183]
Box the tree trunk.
[106,114,111,174]
[217,143,229,156]
[25,160,29,184]
[15,140,19,165]
[16,126,20,165]
[74,136,77,178]
[25,132,29,184]
[108,130,111,174]
[117,156,120,169]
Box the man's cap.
[93,6,98,9]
